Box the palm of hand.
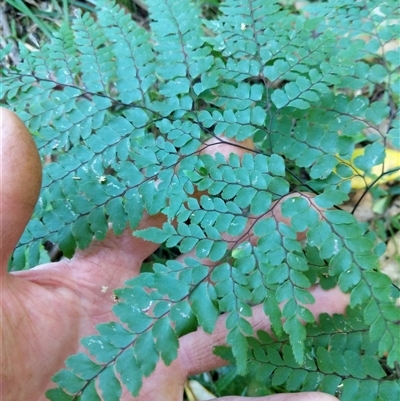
[4,228,199,401]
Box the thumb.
[214,393,339,401]
[0,108,42,268]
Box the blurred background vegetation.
[1,0,399,398]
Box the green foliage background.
[1,0,399,399]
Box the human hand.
[0,108,348,401]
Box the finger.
[71,212,167,273]
[0,108,42,269]
[213,392,339,401]
[178,286,349,377]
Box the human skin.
[0,108,347,400]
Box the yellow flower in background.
[338,148,400,190]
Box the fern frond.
[72,10,115,94]
[148,0,213,100]
[97,0,156,104]
[49,23,80,85]
[244,306,400,401]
